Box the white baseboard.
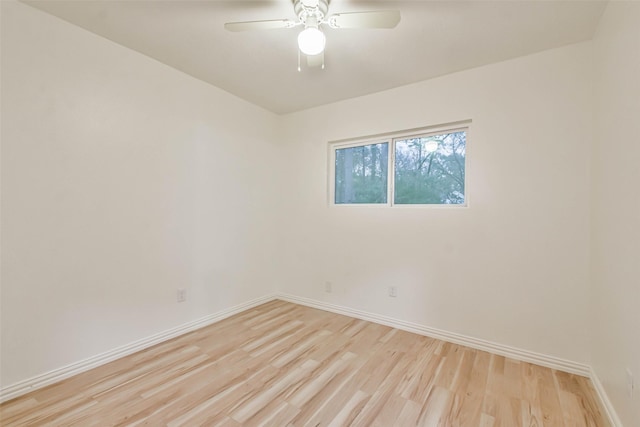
[276,293,591,377]
[3,291,620,426]
[0,294,277,403]
[277,295,626,423]
[590,367,624,427]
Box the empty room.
[1,0,638,425]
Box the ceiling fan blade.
[224,19,295,32]
[306,52,324,68]
[327,11,400,29]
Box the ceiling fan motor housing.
[294,0,329,26]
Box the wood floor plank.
[394,399,422,426]
[0,301,610,427]
[291,356,369,426]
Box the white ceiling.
[24,0,607,114]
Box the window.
[330,124,468,206]
[335,142,388,204]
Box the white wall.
[0,1,281,387]
[279,43,594,364]
[3,4,637,422]
[591,2,640,425]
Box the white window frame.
[328,120,470,207]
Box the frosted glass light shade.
[298,27,326,55]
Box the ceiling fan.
[224,0,400,69]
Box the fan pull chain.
[297,49,301,72]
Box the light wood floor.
[1,300,608,426]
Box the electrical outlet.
[627,368,634,399]
[388,286,397,297]
[325,281,332,293]
[177,288,187,303]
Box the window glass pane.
[394,131,466,204]
[335,142,388,204]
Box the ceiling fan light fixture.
[298,27,326,56]
[425,139,439,153]
[225,0,400,68]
